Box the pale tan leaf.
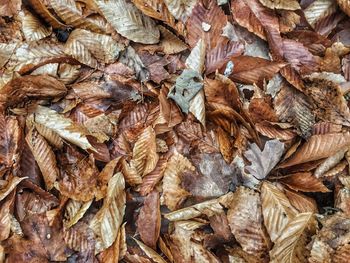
[90,172,126,253]
[0,176,26,202]
[227,187,271,255]
[270,212,317,263]
[280,173,330,192]
[26,128,59,190]
[64,199,93,228]
[164,192,234,221]
[280,132,350,168]
[65,29,124,68]
[337,0,350,16]
[134,238,167,263]
[21,8,52,42]
[162,153,194,210]
[131,126,159,177]
[259,0,300,10]
[158,237,174,263]
[96,0,160,44]
[314,149,346,178]
[0,194,13,241]
[0,43,17,68]
[261,182,297,242]
[304,0,337,28]
[189,90,206,126]
[32,105,94,151]
[57,64,81,84]
[185,39,206,74]
[158,26,188,54]
[51,0,106,33]
[163,0,197,21]
[244,139,284,180]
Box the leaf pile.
[1,0,350,262]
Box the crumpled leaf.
[26,128,59,190]
[136,190,160,249]
[227,187,271,256]
[162,153,194,211]
[270,212,317,263]
[261,182,297,242]
[168,69,203,114]
[65,29,124,68]
[131,126,158,177]
[96,0,160,44]
[90,172,125,253]
[244,139,284,180]
[0,75,66,107]
[32,105,94,151]
[280,132,350,168]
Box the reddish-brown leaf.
[279,172,330,192]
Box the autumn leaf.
[270,212,317,263]
[259,0,300,10]
[131,126,159,177]
[136,190,161,249]
[244,139,284,180]
[90,172,126,253]
[95,0,160,44]
[21,8,52,42]
[279,172,330,192]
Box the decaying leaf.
[227,187,271,256]
[21,8,52,42]
[280,172,330,192]
[244,139,284,180]
[162,153,195,211]
[259,0,300,10]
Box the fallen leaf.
[259,0,300,10]
[280,173,330,192]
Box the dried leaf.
[224,56,287,86]
[280,132,350,168]
[65,29,124,68]
[227,187,271,255]
[21,8,52,41]
[270,212,317,262]
[261,182,297,242]
[0,0,21,17]
[304,0,337,29]
[96,0,160,44]
[163,0,197,21]
[140,156,168,196]
[314,149,346,177]
[162,153,194,211]
[136,190,160,249]
[90,172,125,253]
[280,172,330,192]
[64,199,93,228]
[26,128,59,190]
[0,75,66,107]
[131,126,159,177]
[259,0,300,10]
[244,139,284,180]
[133,238,167,263]
[51,0,106,33]
[32,105,94,151]
[274,84,315,139]
[158,26,187,54]
[168,69,203,114]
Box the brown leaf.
[255,122,296,141]
[136,190,161,249]
[284,188,318,213]
[249,98,279,123]
[280,132,350,168]
[0,176,26,202]
[223,56,287,86]
[259,0,300,10]
[0,75,66,107]
[26,129,59,190]
[186,0,227,49]
[205,38,244,74]
[227,187,271,256]
[0,0,21,17]
[280,172,330,192]
[140,156,168,196]
[304,76,350,126]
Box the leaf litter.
[1,0,350,262]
